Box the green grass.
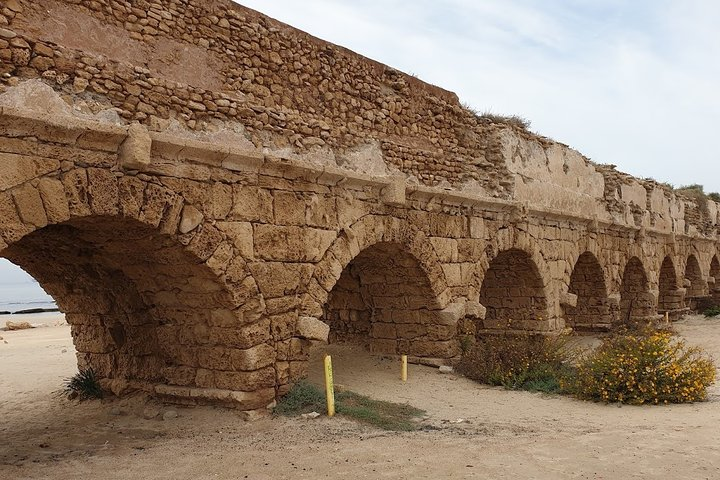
[273,380,326,416]
[704,306,720,318]
[275,381,425,431]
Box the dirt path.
[2,315,720,479]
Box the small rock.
[0,28,16,39]
[142,406,161,420]
[110,407,123,416]
[301,411,321,419]
[5,321,33,331]
[61,348,67,353]
[162,410,178,421]
[238,409,268,422]
[438,366,454,374]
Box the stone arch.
[710,255,720,300]
[321,242,456,359]
[310,215,453,360]
[684,254,707,300]
[309,215,449,315]
[0,166,272,409]
[477,248,552,332]
[564,252,611,331]
[620,257,654,324]
[658,256,683,316]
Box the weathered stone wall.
[2,0,719,233]
[0,0,719,410]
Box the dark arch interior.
[684,255,706,299]
[620,257,654,323]
[658,256,682,315]
[478,248,548,332]
[711,256,720,299]
[322,242,451,359]
[1,216,234,390]
[565,252,611,331]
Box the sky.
[2,1,719,305]
[240,0,720,193]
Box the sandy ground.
[2,315,720,479]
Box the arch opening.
[658,256,683,318]
[478,248,549,332]
[565,252,610,331]
[0,215,247,396]
[620,257,654,324]
[684,255,707,309]
[711,255,720,301]
[321,242,454,360]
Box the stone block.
[88,168,119,215]
[179,204,204,233]
[216,221,254,259]
[253,224,336,262]
[381,177,406,206]
[435,300,466,326]
[371,322,396,339]
[465,301,487,320]
[12,183,47,227]
[274,190,305,225]
[560,292,578,308]
[296,316,330,342]
[37,177,70,223]
[119,123,151,170]
[231,186,273,222]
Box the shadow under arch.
[620,256,655,324]
[309,215,455,361]
[477,248,552,333]
[1,215,245,390]
[685,254,707,302]
[564,251,611,331]
[321,241,457,359]
[711,255,720,301]
[658,256,683,317]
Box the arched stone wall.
[308,215,450,318]
[321,242,456,359]
[711,255,720,301]
[658,256,683,315]
[565,252,611,331]
[685,254,707,299]
[620,257,655,323]
[0,165,273,409]
[477,248,551,332]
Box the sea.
[0,260,57,314]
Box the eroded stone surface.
[0,0,718,410]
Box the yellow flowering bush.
[570,329,716,404]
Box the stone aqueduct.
[1,0,719,410]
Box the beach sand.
[2,315,720,479]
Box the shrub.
[457,333,574,393]
[571,329,716,404]
[60,368,103,400]
[704,306,720,318]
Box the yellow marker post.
[323,354,335,417]
[401,354,408,382]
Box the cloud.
[246,1,720,191]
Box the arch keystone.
[119,123,151,170]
